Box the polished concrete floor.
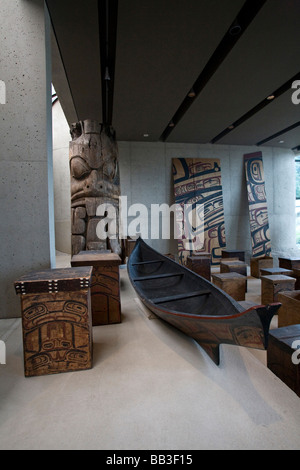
[0,252,300,450]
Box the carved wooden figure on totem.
[69,119,121,256]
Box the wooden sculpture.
[69,119,121,256]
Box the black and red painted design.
[244,152,271,257]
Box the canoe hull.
[128,239,281,365]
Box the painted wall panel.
[244,151,271,256]
[172,157,226,265]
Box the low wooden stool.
[14,267,93,377]
[125,238,137,260]
[220,260,247,276]
[261,274,296,305]
[221,260,248,292]
[222,249,245,261]
[250,255,273,278]
[292,268,300,289]
[71,251,122,326]
[187,253,211,280]
[278,257,300,270]
[260,267,294,277]
[211,272,246,301]
[267,325,300,397]
[277,291,300,327]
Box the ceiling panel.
[47,0,102,123]
[48,0,300,152]
[112,0,245,141]
[218,91,300,147]
[168,0,300,144]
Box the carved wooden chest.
[71,251,121,326]
[267,325,300,397]
[14,267,93,377]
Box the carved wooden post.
[69,119,121,256]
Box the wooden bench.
[267,325,300,397]
[211,272,246,301]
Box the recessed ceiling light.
[143,133,149,137]
[267,95,275,100]
[228,125,234,129]
[188,88,196,98]
[279,140,284,143]
[169,120,175,127]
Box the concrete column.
[0,0,55,318]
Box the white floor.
[0,252,300,450]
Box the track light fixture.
[229,20,242,36]
[104,67,110,80]
[188,88,196,98]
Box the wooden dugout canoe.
[127,238,280,365]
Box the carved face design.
[69,125,120,202]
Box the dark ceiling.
[47,0,300,151]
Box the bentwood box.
[71,251,122,326]
[14,267,93,377]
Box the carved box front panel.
[20,290,93,377]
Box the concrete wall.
[52,99,71,254]
[52,121,297,261]
[0,0,54,319]
[118,141,297,262]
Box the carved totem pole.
[69,119,121,256]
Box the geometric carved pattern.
[20,292,93,377]
[15,268,93,377]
